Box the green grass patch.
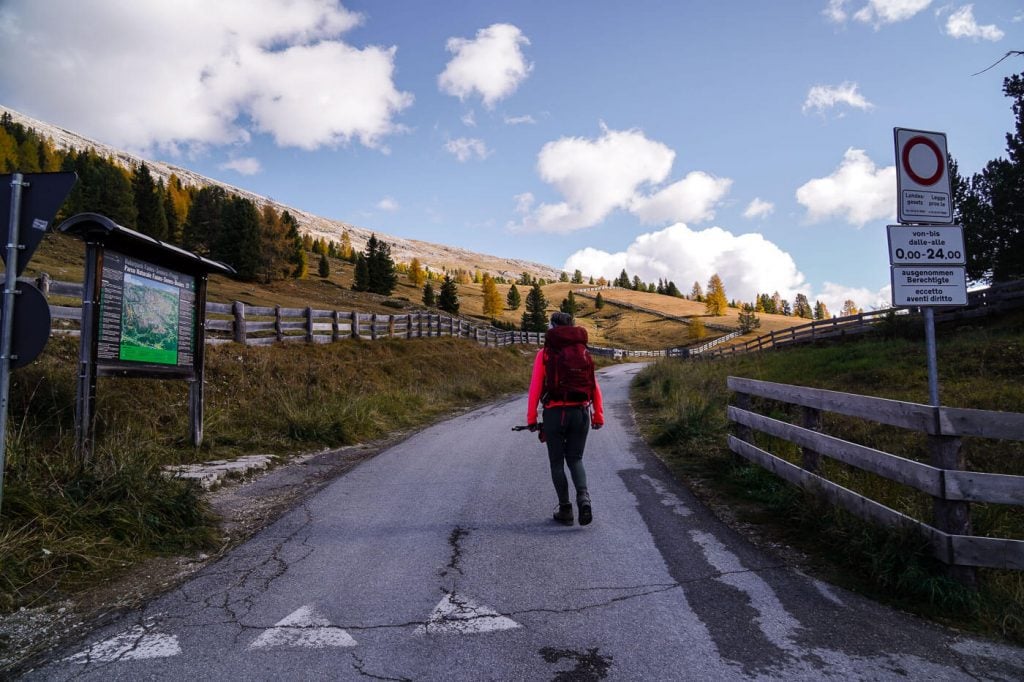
[631,309,1024,643]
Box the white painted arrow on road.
[416,592,521,635]
[67,625,181,663]
[249,605,357,649]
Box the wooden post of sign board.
[190,274,209,448]
[74,241,102,461]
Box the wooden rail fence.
[727,376,1024,581]
[700,279,1024,360]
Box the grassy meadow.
[632,308,1024,642]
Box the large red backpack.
[542,325,596,404]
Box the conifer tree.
[521,282,548,332]
[340,230,354,261]
[840,299,860,317]
[793,293,813,318]
[572,269,584,284]
[318,253,330,278]
[559,290,582,315]
[482,274,503,317]
[215,195,261,280]
[506,283,522,310]
[665,281,682,297]
[559,271,569,282]
[408,257,426,287]
[365,234,398,295]
[182,185,226,255]
[690,281,704,301]
[704,274,727,315]
[423,281,436,307]
[438,275,460,314]
[689,317,706,340]
[738,303,761,333]
[353,253,369,292]
[595,292,604,309]
[813,300,831,320]
[132,163,169,240]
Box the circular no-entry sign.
[901,135,944,186]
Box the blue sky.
[1,1,1021,312]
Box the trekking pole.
[511,424,542,431]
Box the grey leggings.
[542,405,590,505]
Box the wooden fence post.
[418,312,423,337]
[232,301,246,344]
[371,313,378,341]
[305,306,314,343]
[928,432,976,587]
[388,315,394,338]
[274,305,283,342]
[800,405,822,474]
[351,312,360,339]
[332,310,340,342]
[35,272,50,296]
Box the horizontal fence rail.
[727,376,1024,580]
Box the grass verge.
[631,309,1024,643]
[0,336,534,611]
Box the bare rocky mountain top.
[2,105,562,281]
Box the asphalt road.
[23,363,1024,680]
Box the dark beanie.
[550,312,573,327]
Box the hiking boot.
[577,489,593,526]
[553,503,574,525]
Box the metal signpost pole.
[0,173,26,514]
[923,306,940,407]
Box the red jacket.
[527,326,604,427]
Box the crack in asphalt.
[351,652,413,681]
[440,526,471,579]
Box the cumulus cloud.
[563,223,808,304]
[744,198,775,219]
[826,0,932,27]
[802,82,874,114]
[444,137,490,162]
[438,23,532,108]
[945,5,1004,41]
[629,172,732,225]
[0,0,412,154]
[461,110,477,127]
[511,125,730,233]
[219,157,262,175]
[376,197,399,212]
[796,148,895,226]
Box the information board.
[97,250,196,375]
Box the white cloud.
[219,157,262,175]
[945,5,1004,41]
[563,223,808,304]
[0,0,412,154]
[630,172,732,225]
[511,125,730,233]
[377,197,399,212]
[461,110,477,127]
[824,0,849,23]
[827,0,932,27]
[438,23,532,108]
[802,82,874,114]
[743,198,775,219]
[796,148,895,226]
[856,0,932,26]
[504,114,537,125]
[444,137,490,162]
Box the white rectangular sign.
[887,225,965,265]
[894,128,953,225]
[890,266,967,307]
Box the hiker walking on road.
[527,311,604,526]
